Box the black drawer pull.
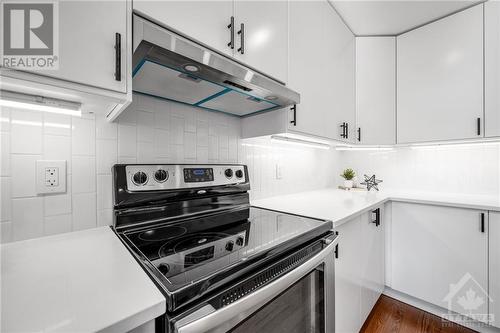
[115,32,121,82]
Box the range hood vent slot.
[132,14,299,117]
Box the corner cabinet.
[390,202,489,322]
[485,1,500,138]
[242,0,356,142]
[335,206,385,333]
[133,0,288,82]
[355,37,396,145]
[397,5,484,144]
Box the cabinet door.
[359,208,385,324]
[397,5,483,143]
[322,5,356,142]
[29,1,127,93]
[335,217,362,333]
[287,0,328,137]
[490,212,500,328]
[391,203,488,321]
[133,0,233,56]
[233,0,288,82]
[485,1,500,138]
[356,37,396,145]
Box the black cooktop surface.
[123,206,331,290]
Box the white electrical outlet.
[36,160,66,194]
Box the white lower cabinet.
[390,202,488,322]
[490,212,500,328]
[335,207,384,333]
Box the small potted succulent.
[341,168,355,189]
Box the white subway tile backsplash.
[12,197,43,241]
[154,129,170,158]
[96,113,117,140]
[137,111,155,143]
[137,141,155,163]
[97,209,113,227]
[72,156,96,193]
[1,132,11,176]
[184,132,197,160]
[43,113,71,136]
[43,135,71,172]
[11,154,39,198]
[97,175,113,210]
[1,177,11,221]
[171,116,184,145]
[44,179,72,216]
[44,214,72,236]
[209,136,219,161]
[72,193,96,231]
[118,124,137,157]
[11,110,42,154]
[196,120,209,147]
[72,117,95,156]
[96,139,117,175]
[0,108,10,132]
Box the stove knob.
[236,236,244,246]
[224,168,233,178]
[132,171,148,186]
[235,170,244,179]
[158,263,170,275]
[154,169,168,183]
[225,241,234,252]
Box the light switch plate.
[36,160,66,194]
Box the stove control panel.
[125,164,247,192]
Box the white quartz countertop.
[251,189,500,226]
[1,227,166,333]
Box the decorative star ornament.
[360,174,383,191]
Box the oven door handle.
[174,233,338,333]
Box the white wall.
[0,94,340,243]
[339,144,500,196]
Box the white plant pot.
[344,180,353,189]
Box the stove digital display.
[184,168,214,183]
[184,246,215,268]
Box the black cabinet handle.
[345,122,349,139]
[340,123,346,138]
[237,23,245,54]
[227,16,235,49]
[357,127,361,142]
[334,243,339,259]
[290,104,297,126]
[477,118,481,136]
[480,213,485,233]
[372,208,380,227]
[114,33,121,81]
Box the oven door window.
[229,268,325,333]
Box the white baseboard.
[383,287,500,333]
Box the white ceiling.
[330,1,483,36]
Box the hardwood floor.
[360,295,477,333]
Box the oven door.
[173,233,337,333]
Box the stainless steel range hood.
[133,15,299,117]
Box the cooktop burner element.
[137,226,187,242]
[112,164,333,315]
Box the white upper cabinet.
[356,37,396,145]
[391,202,488,322]
[287,0,355,140]
[485,1,500,138]
[397,5,483,143]
[232,1,288,82]
[322,5,356,142]
[133,1,234,56]
[14,0,129,93]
